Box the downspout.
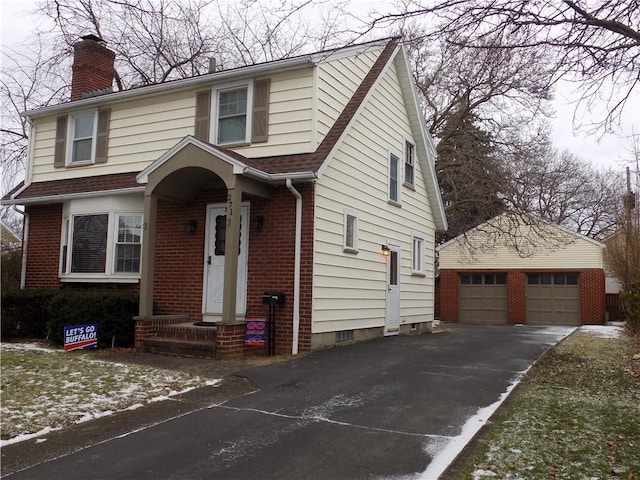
[285,178,302,355]
[14,118,35,290]
[12,205,27,289]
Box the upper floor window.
[194,79,270,145]
[343,210,359,253]
[54,109,111,168]
[69,112,97,164]
[389,152,400,204]
[404,141,415,186]
[218,87,248,144]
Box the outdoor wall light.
[381,245,391,257]
[251,215,264,230]
[185,219,197,234]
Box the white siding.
[29,68,316,184]
[236,68,315,157]
[312,60,436,334]
[316,49,380,143]
[439,220,604,270]
[31,90,196,182]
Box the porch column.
[222,186,242,323]
[139,193,157,317]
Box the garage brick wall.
[439,270,458,323]
[439,269,606,325]
[507,271,526,324]
[580,269,606,324]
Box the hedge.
[1,289,138,347]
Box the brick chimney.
[71,35,116,101]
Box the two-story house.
[3,35,447,358]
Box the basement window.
[336,330,353,343]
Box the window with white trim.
[115,215,143,273]
[404,141,415,186]
[213,82,253,144]
[343,210,358,253]
[412,234,425,275]
[60,197,143,281]
[69,112,97,164]
[389,152,400,203]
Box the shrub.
[46,291,138,348]
[1,289,58,340]
[621,290,640,336]
[1,249,22,292]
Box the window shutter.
[194,90,211,142]
[251,79,270,143]
[54,116,68,168]
[95,108,111,164]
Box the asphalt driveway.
[3,324,573,480]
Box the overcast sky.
[1,0,638,173]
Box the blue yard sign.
[64,324,98,351]
[245,318,267,346]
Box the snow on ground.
[416,325,576,480]
[0,343,220,447]
[579,324,624,339]
[417,368,530,480]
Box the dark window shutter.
[251,79,270,143]
[95,108,111,164]
[194,90,211,141]
[54,116,68,168]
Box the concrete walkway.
[2,324,573,480]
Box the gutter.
[285,178,302,355]
[3,187,146,206]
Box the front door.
[385,242,401,336]
[204,204,249,315]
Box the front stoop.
[134,315,248,359]
[143,323,218,358]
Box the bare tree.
[370,0,640,133]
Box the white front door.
[385,242,400,336]
[204,204,249,314]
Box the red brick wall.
[24,204,63,288]
[152,184,315,354]
[580,269,606,324]
[507,271,526,324]
[439,270,458,322]
[439,268,606,325]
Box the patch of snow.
[1,343,60,353]
[579,325,623,339]
[418,367,531,480]
[0,426,62,447]
[206,379,221,387]
[35,438,47,444]
[472,469,497,478]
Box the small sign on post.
[64,324,98,351]
[245,318,267,346]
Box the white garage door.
[459,273,508,324]
[526,273,580,325]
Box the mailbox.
[262,291,286,306]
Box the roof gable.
[437,212,604,253]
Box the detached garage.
[437,214,606,326]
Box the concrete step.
[142,337,217,358]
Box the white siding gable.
[313,58,436,334]
[438,215,604,270]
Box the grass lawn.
[461,328,640,480]
[0,343,218,445]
